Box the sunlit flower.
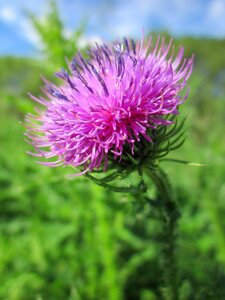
[25,35,194,175]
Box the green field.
[1,6,225,299]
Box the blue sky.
[0,0,225,56]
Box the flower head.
[26,35,193,175]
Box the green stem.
[145,167,180,300]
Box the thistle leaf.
[160,158,206,167]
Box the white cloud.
[106,0,225,38]
[208,0,225,19]
[19,19,43,49]
[77,35,103,48]
[0,5,17,22]
[1,0,225,56]
[0,4,43,49]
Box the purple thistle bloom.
[25,35,194,175]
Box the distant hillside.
[0,56,51,97]
[0,36,224,99]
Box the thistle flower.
[25,35,193,175]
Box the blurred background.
[0,0,225,299]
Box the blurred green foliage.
[28,0,86,71]
[0,2,225,299]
